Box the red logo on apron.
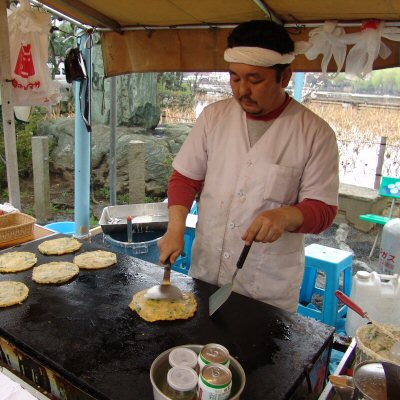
[12,43,41,92]
[14,44,35,78]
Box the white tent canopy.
[38,0,400,74]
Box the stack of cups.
[164,344,232,400]
[164,347,198,399]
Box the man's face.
[229,63,291,116]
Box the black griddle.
[0,234,334,399]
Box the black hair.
[227,20,294,82]
[227,20,294,53]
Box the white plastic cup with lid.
[164,366,198,399]
[169,347,198,370]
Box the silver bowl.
[150,344,246,400]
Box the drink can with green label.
[197,363,232,400]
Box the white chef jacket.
[173,97,339,312]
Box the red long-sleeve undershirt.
[167,169,337,234]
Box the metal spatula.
[209,243,252,316]
[145,259,183,300]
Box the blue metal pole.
[74,34,91,238]
[293,72,305,103]
[110,76,117,205]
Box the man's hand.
[158,230,185,264]
[158,205,189,264]
[241,206,304,244]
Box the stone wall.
[38,118,192,197]
[337,183,390,232]
[91,42,160,129]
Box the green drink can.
[198,343,230,372]
[198,363,232,400]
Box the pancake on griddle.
[38,237,82,255]
[129,289,197,322]
[73,250,117,270]
[0,251,37,273]
[0,281,29,307]
[32,262,79,284]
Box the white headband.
[224,46,295,67]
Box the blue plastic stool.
[297,244,353,328]
[172,214,197,275]
[44,221,75,235]
[189,201,199,215]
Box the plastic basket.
[0,212,36,244]
[355,324,400,366]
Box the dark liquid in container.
[108,229,166,243]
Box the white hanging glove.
[343,20,400,78]
[304,21,347,74]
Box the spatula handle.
[162,258,172,285]
[335,290,367,318]
[237,243,252,269]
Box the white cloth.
[224,47,295,66]
[173,98,339,312]
[0,372,39,400]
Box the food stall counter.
[0,234,335,399]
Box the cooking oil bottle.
[379,218,400,275]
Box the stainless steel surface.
[209,244,251,316]
[145,262,183,300]
[150,344,245,400]
[99,202,169,234]
[353,361,400,400]
[354,361,386,400]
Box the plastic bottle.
[345,271,400,337]
[379,218,400,275]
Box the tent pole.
[109,76,117,206]
[294,72,305,102]
[74,33,91,238]
[0,0,21,209]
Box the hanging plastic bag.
[65,47,87,83]
[64,42,92,132]
[8,0,60,106]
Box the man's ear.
[281,67,292,88]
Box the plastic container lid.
[169,347,198,369]
[356,271,370,280]
[167,366,198,391]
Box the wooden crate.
[0,213,36,244]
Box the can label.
[197,363,232,400]
[198,343,230,371]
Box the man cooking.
[158,20,339,313]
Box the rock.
[38,118,192,197]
